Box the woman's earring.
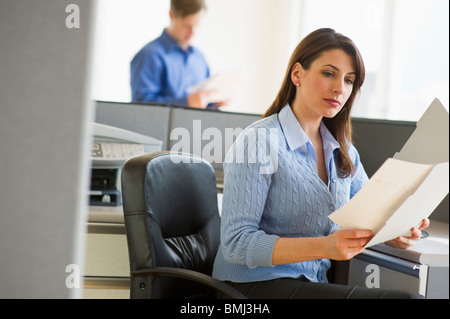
[295,83,300,87]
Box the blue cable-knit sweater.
[212,104,369,283]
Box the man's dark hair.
[170,0,206,17]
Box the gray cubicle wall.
[168,106,260,171]
[95,101,172,149]
[96,101,417,175]
[0,0,96,298]
[95,101,260,171]
[95,101,448,222]
[351,118,416,178]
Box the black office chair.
[121,151,246,299]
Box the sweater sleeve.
[219,125,280,269]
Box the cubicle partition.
[351,118,415,177]
[95,101,261,174]
[0,1,96,298]
[95,101,173,149]
[95,101,418,176]
[167,106,262,172]
[95,100,448,222]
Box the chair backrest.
[121,151,221,298]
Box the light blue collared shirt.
[212,104,369,283]
[130,29,210,105]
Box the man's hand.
[187,91,210,108]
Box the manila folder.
[329,158,449,247]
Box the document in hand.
[329,158,449,247]
[186,72,243,103]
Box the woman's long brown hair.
[263,28,365,178]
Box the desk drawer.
[84,231,129,277]
[348,250,428,297]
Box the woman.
[212,28,428,299]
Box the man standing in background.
[130,0,215,108]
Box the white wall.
[91,0,449,119]
[91,0,170,107]
[91,0,305,115]
[194,0,304,114]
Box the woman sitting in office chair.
[212,28,428,299]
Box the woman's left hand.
[385,218,430,250]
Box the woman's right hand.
[323,229,373,261]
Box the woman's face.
[294,49,356,119]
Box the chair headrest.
[144,153,219,238]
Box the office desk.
[84,206,447,299]
[347,220,449,298]
[83,206,130,299]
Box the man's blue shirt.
[130,29,210,105]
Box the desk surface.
[88,193,224,223]
[370,219,449,266]
[88,206,448,267]
[89,205,124,224]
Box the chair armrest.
[131,267,247,299]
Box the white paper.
[366,161,449,246]
[186,72,243,103]
[329,158,449,247]
[394,98,449,165]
